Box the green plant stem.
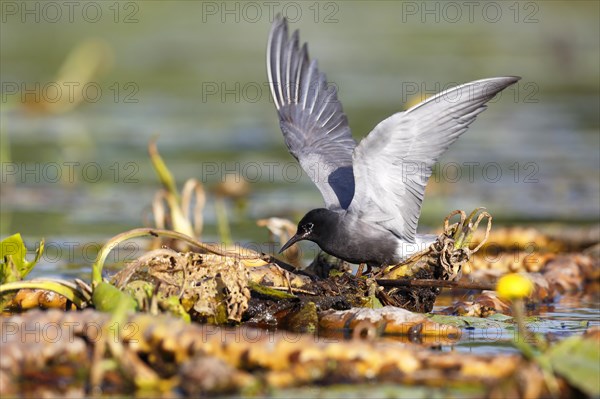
[513,299,529,343]
[149,137,180,202]
[512,299,560,398]
[215,197,232,247]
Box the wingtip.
[485,76,521,89]
[477,75,520,86]
[268,14,286,44]
[502,75,521,84]
[489,76,521,94]
[272,13,286,31]
[267,14,291,111]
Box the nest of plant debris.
[374,208,492,312]
[112,250,251,323]
[96,208,492,328]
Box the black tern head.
[279,208,330,254]
[267,15,520,267]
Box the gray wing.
[348,76,520,241]
[267,15,357,210]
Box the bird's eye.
[305,222,314,232]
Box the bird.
[266,15,520,269]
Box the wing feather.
[267,15,357,210]
[349,76,520,241]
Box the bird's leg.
[356,263,372,277]
[356,263,366,277]
[282,269,293,294]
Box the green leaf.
[363,292,383,309]
[0,233,44,284]
[248,281,296,299]
[544,335,600,396]
[124,280,155,310]
[161,296,191,323]
[148,139,195,237]
[486,313,513,322]
[149,138,179,202]
[92,282,137,314]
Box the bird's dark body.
[294,209,401,267]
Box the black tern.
[267,16,520,268]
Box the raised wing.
[349,76,520,241]
[267,15,357,210]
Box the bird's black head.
[278,208,335,253]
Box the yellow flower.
[496,273,533,300]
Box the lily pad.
[544,335,600,396]
[427,314,513,330]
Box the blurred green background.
[1,1,598,275]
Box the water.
[1,1,598,352]
[436,295,600,354]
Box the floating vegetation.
[1,309,598,397]
[1,142,598,398]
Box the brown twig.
[376,278,495,291]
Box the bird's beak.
[278,232,305,254]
